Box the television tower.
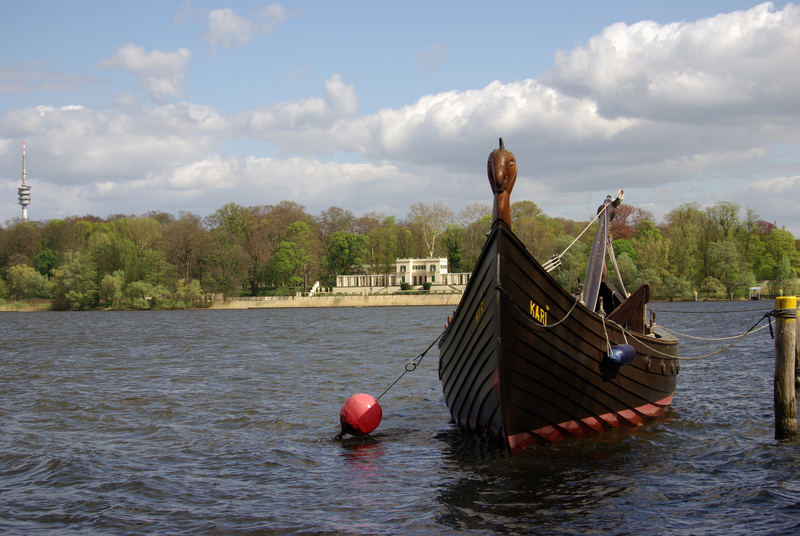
[18,141,31,222]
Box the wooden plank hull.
[438,221,678,454]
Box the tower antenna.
[18,141,31,222]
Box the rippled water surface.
[1,303,798,534]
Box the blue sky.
[2,1,799,234]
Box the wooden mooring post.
[796,298,800,397]
[774,296,798,439]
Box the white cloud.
[165,156,239,189]
[204,4,289,50]
[737,174,800,230]
[99,44,192,102]
[0,104,214,185]
[324,74,359,118]
[4,3,800,234]
[546,2,800,120]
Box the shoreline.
[2,293,777,313]
[0,293,463,312]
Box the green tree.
[172,279,204,308]
[367,216,402,278]
[632,221,669,275]
[613,252,638,292]
[549,234,588,294]
[441,225,463,273]
[272,221,314,291]
[52,252,98,310]
[701,276,726,299]
[460,213,492,272]
[662,274,694,301]
[32,248,59,277]
[6,264,52,299]
[706,240,741,294]
[772,253,798,296]
[664,203,703,283]
[99,270,125,307]
[324,230,368,279]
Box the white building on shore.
[334,257,470,294]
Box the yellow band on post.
[776,296,798,311]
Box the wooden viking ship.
[438,139,679,454]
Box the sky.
[2,1,799,234]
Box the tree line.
[0,198,798,310]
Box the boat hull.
[438,221,678,454]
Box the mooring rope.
[375,329,445,401]
[610,309,774,361]
[657,322,772,341]
[499,280,777,361]
[651,306,774,314]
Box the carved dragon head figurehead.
[487,137,517,226]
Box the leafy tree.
[367,216,402,278]
[172,279,204,308]
[99,270,125,308]
[706,202,741,241]
[33,248,59,277]
[632,220,669,275]
[613,252,638,292]
[201,228,247,295]
[634,267,664,299]
[324,230,368,279]
[6,264,52,299]
[52,252,98,310]
[772,253,798,296]
[700,276,726,300]
[612,239,636,261]
[124,280,169,309]
[441,225,463,273]
[662,274,694,302]
[0,221,41,269]
[272,221,314,291]
[549,234,588,294]
[706,240,741,294]
[512,200,560,259]
[664,203,703,283]
[766,228,800,272]
[460,213,492,272]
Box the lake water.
[1,303,798,535]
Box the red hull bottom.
[508,394,674,454]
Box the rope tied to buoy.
[336,329,445,440]
[376,329,445,401]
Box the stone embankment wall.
[211,293,462,309]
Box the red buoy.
[339,393,382,436]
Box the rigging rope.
[542,200,613,273]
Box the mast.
[582,190,623,312]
